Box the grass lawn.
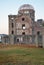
[0,45,44,65]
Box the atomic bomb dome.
[8,4,44,48]
[19,4,34,11]
[18,4,35,21]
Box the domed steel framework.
[19,4,34,11]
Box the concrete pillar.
[9,35,14,44]
[42,35,44,48]
[35,35,38,47]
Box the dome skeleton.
[19,4,34,11]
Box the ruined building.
[8,4,44,47]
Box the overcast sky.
[0,0,44,34]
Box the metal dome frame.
[19,4,34,11]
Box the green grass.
[0,46,44,65]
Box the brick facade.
[8,4,44,48]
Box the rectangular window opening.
[22,24,25,29]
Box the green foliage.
[42,23,44,26]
